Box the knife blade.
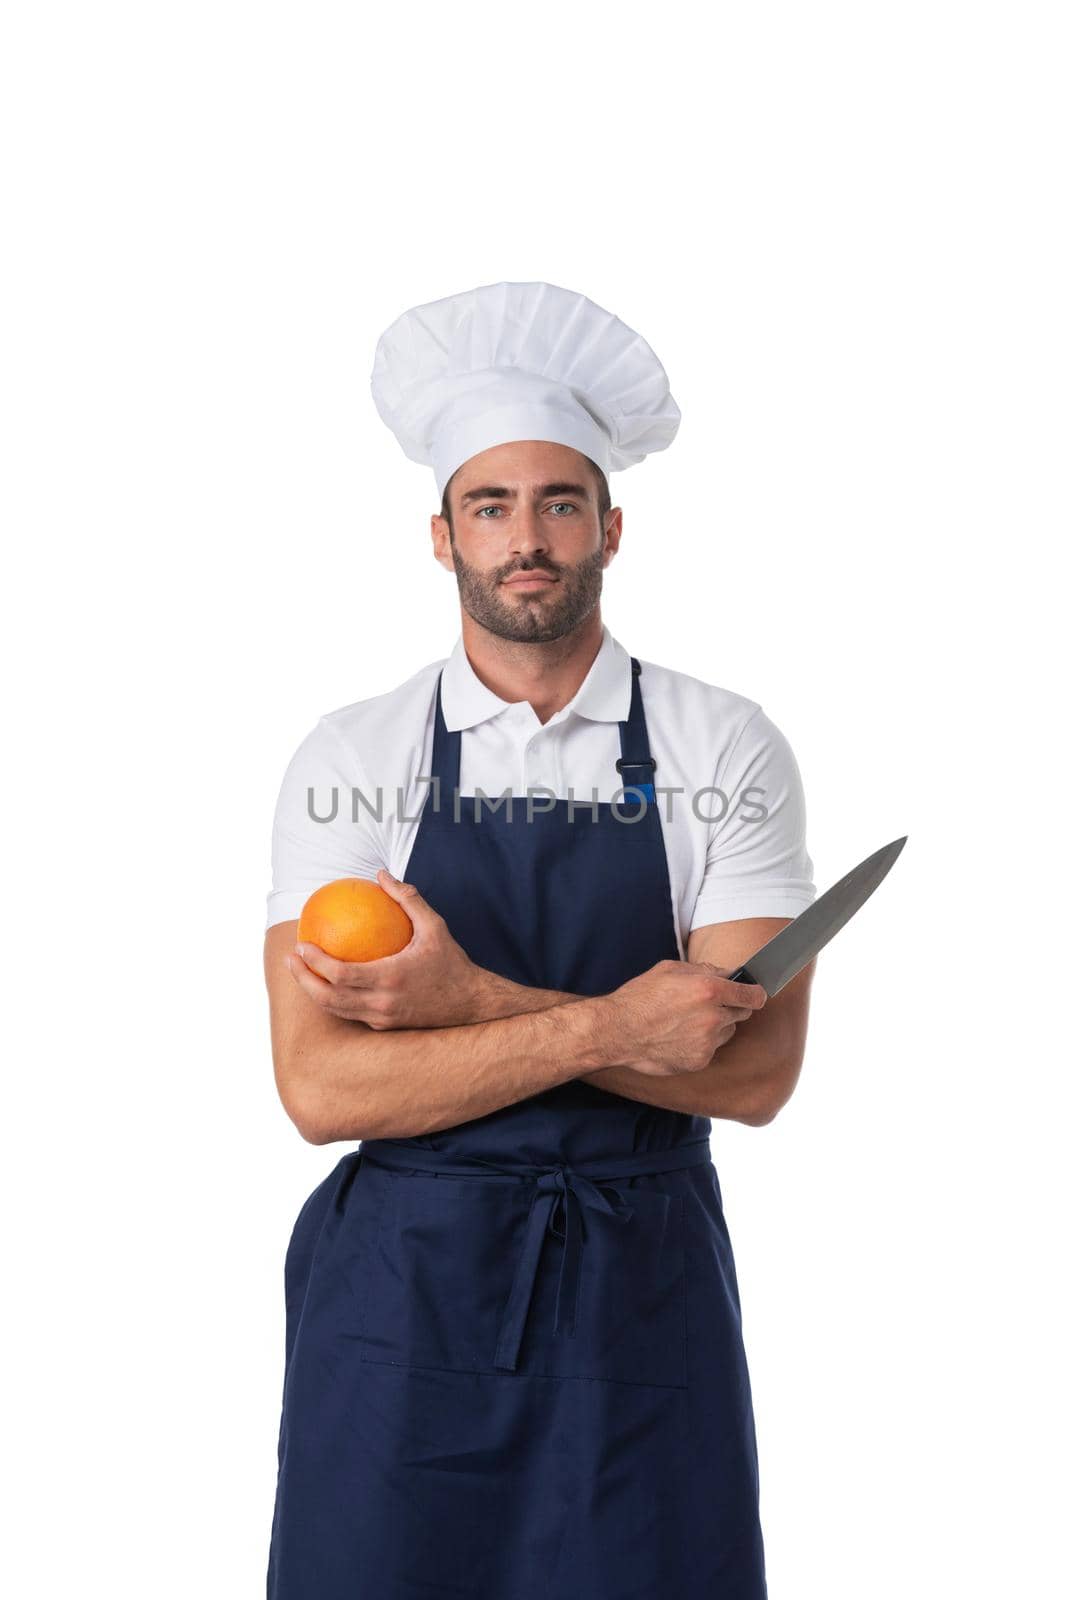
[727,835,907,996]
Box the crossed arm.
[266,871,814,1143]
[410,923,813,1118]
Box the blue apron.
[267,657,767,1598]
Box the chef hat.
[370,281,681,499]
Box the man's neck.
[458,611,605,725]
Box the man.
[264,281,817,1598]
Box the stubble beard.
[449,531,606,644]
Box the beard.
[450,533,606,643]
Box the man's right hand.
[596,960,768,1078]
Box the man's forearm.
[464,968,781,1122]
[470,967,581,1018]
[464,972,705,1113]
[302,990,615,1144]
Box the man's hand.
[285,868,486,1030]
[593,959,768,1078]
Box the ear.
[430,516,455,571]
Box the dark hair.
[440,456,611,534]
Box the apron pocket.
[357,1169,688,1391]
[358,1170,531,1374]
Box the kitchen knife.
[727,835,907,996]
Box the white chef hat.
[370,280,681,499]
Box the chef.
[263,280,818,1598]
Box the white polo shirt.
[266,623,817,954]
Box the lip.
[503,573,559,588]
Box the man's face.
[430,440,621,644]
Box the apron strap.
[616,657,657,804]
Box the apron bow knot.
[356,1139,717,1375]
[495,1165,635,1372]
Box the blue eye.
[473,502,577,518]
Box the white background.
[3,3,1063,1595]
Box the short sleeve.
[690,706,816,930]
[266,718,388,930]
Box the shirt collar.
[439,623,634,731]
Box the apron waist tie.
[358,1136,714,1373]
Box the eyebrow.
[459,481,592,507]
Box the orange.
[297,876,414,963]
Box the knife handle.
[727,964,755,984]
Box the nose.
[509,500,552,561]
